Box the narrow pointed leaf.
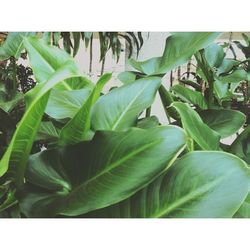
[59,73,112,145]
[172,102,220,150]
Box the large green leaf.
[45,88,91,119]
[59,73,112,145]
[23,36,77,90]
[172,102,220,150]
[199,109,246,138]
[0,32,35,60]
[171,84,208,109]
[83,151,250,218]
[91,77,161,131]
[19,126,187,217]
[230,126,250,164]
[0,63,79,184]
[129,32,221,75]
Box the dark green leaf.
[84,151,250,218]
[19,126,187,217]
[199,109,246,138]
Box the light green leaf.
[129,32,221,75]
[204,43,225,68]
[0,62,78,184]
[83,151,250,218]
[172,102,220,150]
[199,109,246,138]
[0,32,35,60]
[91,77,161,131]
[59,73,112,145]
[171,84,208,109]
[118,71,137,84]
[19,126,187,217]
[23,36,77,90]
[46,88,91,119]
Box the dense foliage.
[0,32,249,218]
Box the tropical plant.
[0,32,249,218]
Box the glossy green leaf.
[91,77,161,131]
[19,126,187,217]
[172,102,220,150]
[129,32,220,75]
[199,109,246,138]
[0,63,78,184]
[171,84,208,109]
[204,43,225,68]
[23,36,77,90]
[0,32,35,60]
[214,79,230,100]
[83,151,250,218]
[59,73,112,145]
[46,88,91,119]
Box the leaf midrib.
[70,138,163,194]
[110,82,151,130]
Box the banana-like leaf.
[36,121,60,141]
[23,36,77,90]
[0,63,79,184]
[172,102,220,150]
[171,84,208,109]
[59,73,112,145]
[199,109,246,138]
[45,88,91,119]
[0,32,35,60]
[91,77,161,131]
[18,126,187,217]
[129,32,221,75]
[83,151,250,218]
